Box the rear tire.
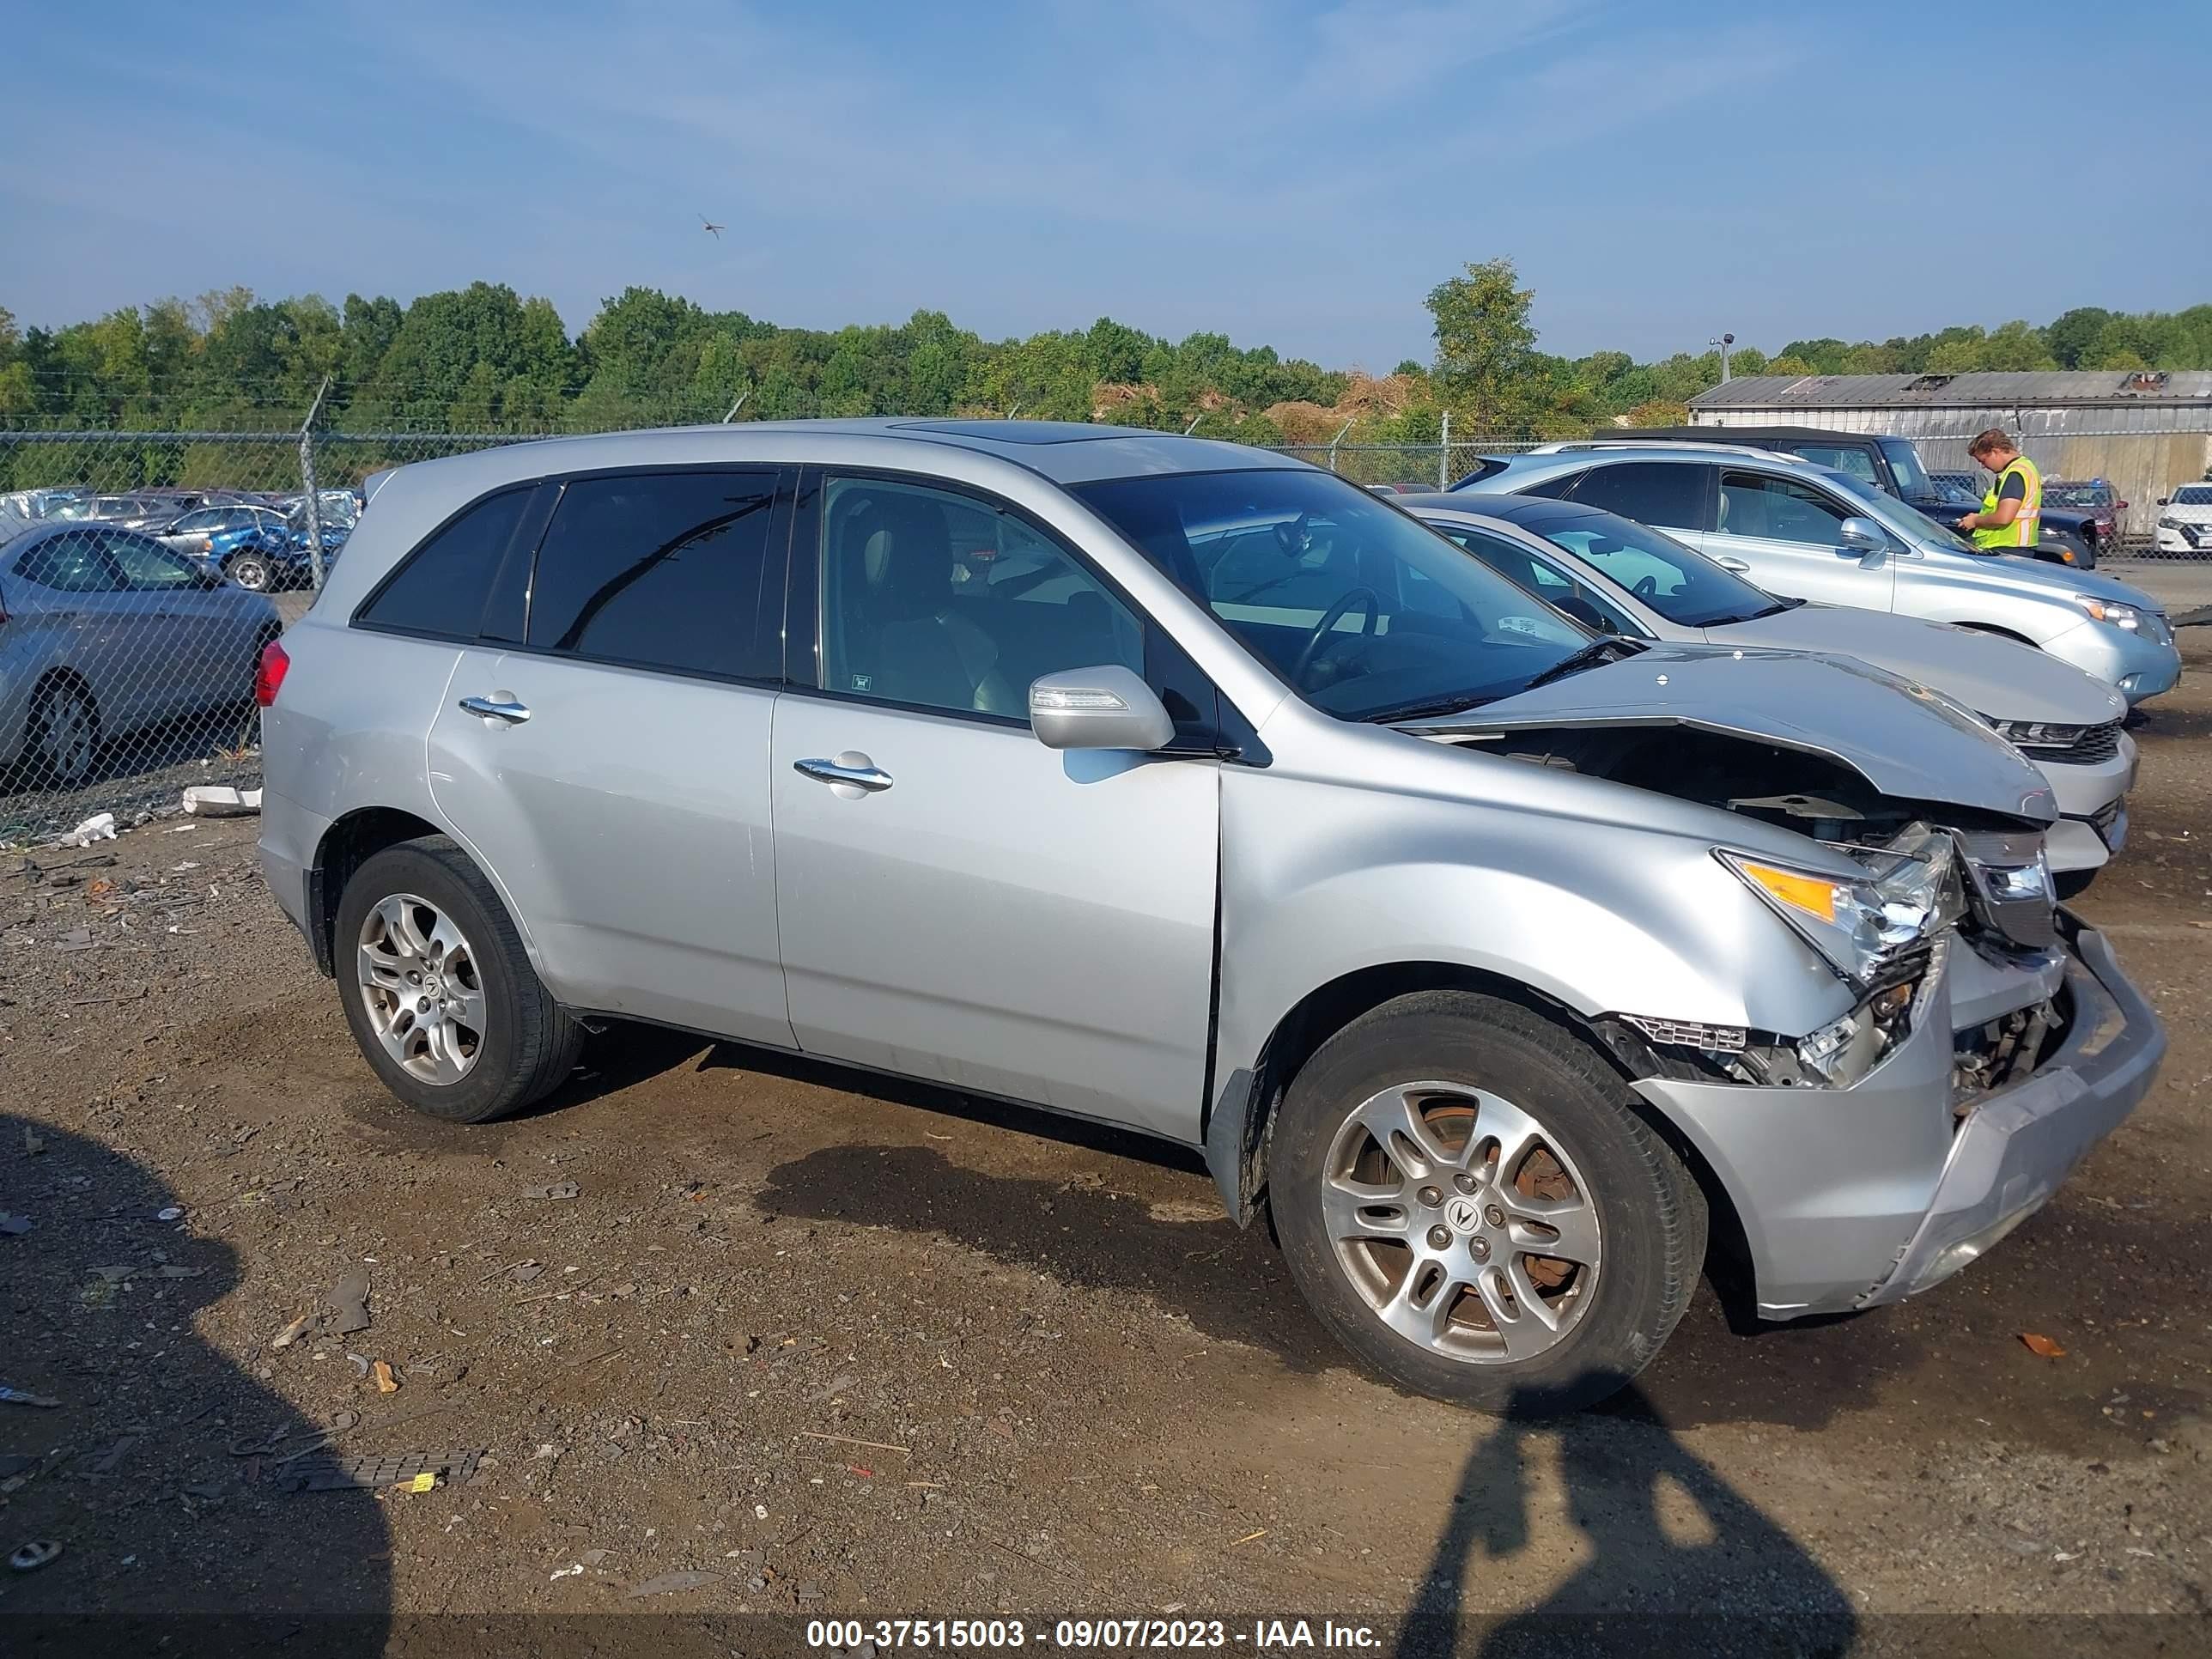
[333,836,582,1123]
[227,552,272,592]
[1271,991,1705,1414]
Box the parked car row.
[0,483,364,591]
[1454,441,2179,706]
[258,418,2172,1415]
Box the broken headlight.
[1717,823,1959,990]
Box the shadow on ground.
[1398,1383,1856,1657]
[0,1114,388,1655]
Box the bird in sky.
[701,215,724,239]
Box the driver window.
[820,477,1142,720]
[1717,471,1851,546]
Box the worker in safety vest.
[1954,427,2041,550]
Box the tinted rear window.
[1563,462,1707,530]
[525,471,778,680]
[359,487,532,639]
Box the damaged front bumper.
[1632,914,2165,1320]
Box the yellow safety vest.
[1972,454,2041,550]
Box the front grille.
[2017,719,2124,765]
[2057,720,2123,764]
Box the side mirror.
[2155,497,2169,507]
[1837,516,1889,556]
[1029,665,1175,752]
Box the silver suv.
[259,422,2166,1412]
[1461,444,2183,706]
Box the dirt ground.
[2,576,2209,1656]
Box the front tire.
[333,836,582,1123]
[1272,991,1705,1413]
[226,552,272,592]
[26,676,101,787]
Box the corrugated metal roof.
[1692,370,2212,410]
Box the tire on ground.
[332,834,582,1123]
[1270,989,1706,1414]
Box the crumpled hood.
[1401,643,2057,825]
[1714,605,2125,727]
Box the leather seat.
[845,492,1018,715]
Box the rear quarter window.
[356,487,535,640]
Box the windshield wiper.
[1521,635,1642,690]
[1364,690,1504,724]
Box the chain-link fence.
[2,416,2201,844]
[0,428,526,844]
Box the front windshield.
[1816,465,1986,555]
[1528,507,1785,628]
[1877,439,1932,496]
[1074,469,1593,720]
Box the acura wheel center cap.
[1443,1195,1482,1237]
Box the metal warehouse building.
[1690,370,2212,541]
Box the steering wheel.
[1632,574,1660,599]
[1291,587,1381,686]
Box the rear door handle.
[459,695,531,726]
[793,755,893,793]
[1714,556,1751,573]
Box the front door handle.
[793,754,893,793]
[459,694,531,726]
[1714,556,1751,573]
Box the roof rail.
[1522,438,1806,464]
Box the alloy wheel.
[36,684,99,785]
[356,892,486,1085]
[1321,1082,1601,1363]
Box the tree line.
[3,262,2208,451]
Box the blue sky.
[3,0,2206,368]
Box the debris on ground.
[270,1313,314,1351]
[274,1448,485,1494]
[2020,1332,2068,1358]
[549,1563,583,1581]
[325,1267,372,1334]
[0,1214,31,1237]
[523,1182,580,1200]
[0,1387,60,1408]
[181,786,263,817]
[62,813,117,847]
[156,1206,182,1222]
[628,1569,720,1598]
[372,1360,399,1395]
[9,1540,63,1573]
[21,1127,42,1156]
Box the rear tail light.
[254,638,290,708]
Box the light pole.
[1709,332,1735,383]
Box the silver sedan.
[1409,492,2136,893]
[0,522,282,785]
